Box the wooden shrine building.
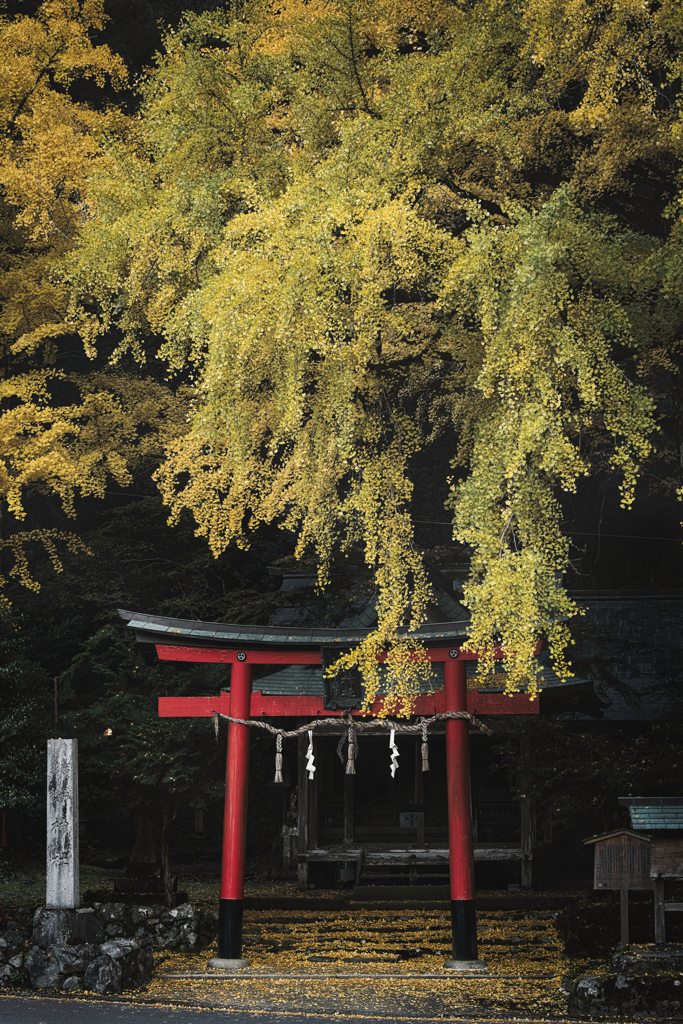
[119,605,545,969]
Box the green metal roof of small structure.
[619,797,683,831]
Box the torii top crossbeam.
[119,607,540,971]
[119,608,539,718]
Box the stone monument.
[46,738,79,909]
[33,738,104,949]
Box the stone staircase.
[155,903,569,1017]
[240,904,563,973]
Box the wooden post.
[444,656,482,967]
[620,887,629,946]
[344,772,354,845]
[297,733,309,889]
[310,735,318,853]
[519,736,535,889]
[654,877,666,945]
[414,739,424,806]
[520,795,535,889]
[211,660,251,967]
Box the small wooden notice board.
[584,829,652,945]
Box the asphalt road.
[0,996,494,1024]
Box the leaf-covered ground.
[1,871,611,1017]
[148,905,592,1017]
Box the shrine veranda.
[120,608,540,967]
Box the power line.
[413,519,682,541]
[99,501,681,544]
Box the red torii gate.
[119,609,539,969]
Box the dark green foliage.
[496,716,683,837]
[0,605,49,811]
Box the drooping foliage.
[5,0,683,710]
[0,0,127,356]
[0,0,191,588]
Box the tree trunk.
[128,811,160,875]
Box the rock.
[92,901,214,952]
[7,955,22,969]
[84,955,122,995]
[569,972,683,1017]
[99,938,154,987]
[51,943,100,974]
[95,902,132,939]
[25,946,63,989]
[0,965,11,987]
[100,938,139,959]
[32,908,103,947]
[62,975,82,991]
[130,906,153,927]
[612,946,683,975]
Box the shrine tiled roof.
[256,663,446,696]
[619,797,683,832]
[118,609,472,649]
[254,660,586,697]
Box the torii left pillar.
[209,660,252,969]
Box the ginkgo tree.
[0,0,194,588]
[0,0,128,357]
[49,0,683,708]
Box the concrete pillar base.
[208,958,250,970]
[443,959,488,972]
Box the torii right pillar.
[444,654,486,970]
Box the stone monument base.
[32,908,104,947]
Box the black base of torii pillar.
[208,660,252,969]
